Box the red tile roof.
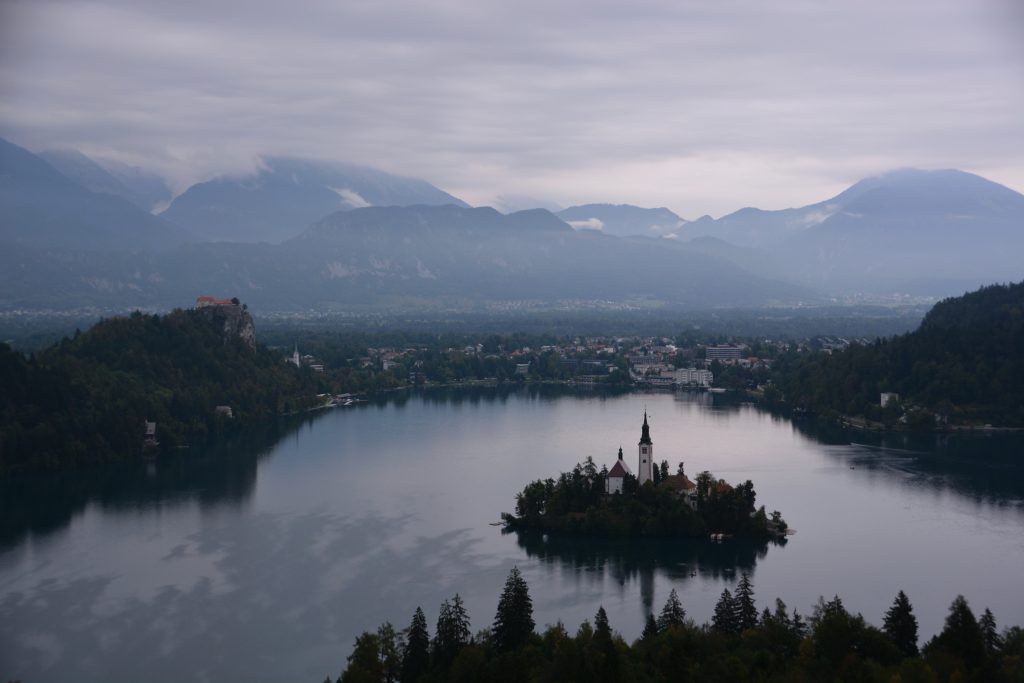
[663,474,696,492]
[608,460,631,478]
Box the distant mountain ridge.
[1,138,1022,308]
[0,204,812,310]
[680,169,1024,294]
[37,149,173,212]
[557,204,684,238]
[0,138,191,251]
[160,156,469,243]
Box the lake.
[2,386,1023,682]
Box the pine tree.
[712,589,739,635]
[433,595,471,668]
[735,573,758,631]
[641,613,658,641]
[882,590,919,657]
[401,607,430,683]
[791,609,807,638]
[492,566,535,652]
[929,595,985,669]
[980,608,1003,656]
[656,589,686,632]
[594,606,612,646]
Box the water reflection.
[790,418,1024,506]
[0,414,317,548]
[511,528,782,611]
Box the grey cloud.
[1,0,1021,216]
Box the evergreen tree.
[712,589,739,635]
[735,573,758,631]
[434,595,471,668]
[401,607,430,683]
[641,613,658,641]
[594,606,612,645]
[656,589,686,632]
[928,595,985,669]
[492,566,535,652]
[883,590,919,657]
[980,608,1003,656]
[791,609,807,639]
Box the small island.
[503,413,788,540]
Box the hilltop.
[0,302,318,474]
[767,281,1024,427]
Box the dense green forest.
[331,568,1023,683]
[767,282,1024,427]
[504,459,783,539]
[0,305,319,474]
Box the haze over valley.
[2,136,1021,316]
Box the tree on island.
[882,590,919,657]
[492,566,535,652]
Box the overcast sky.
[1,0,1022,217]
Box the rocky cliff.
[196,304,256,349]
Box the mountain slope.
[557,204,684,237]
[275,205,810,308]
[678,169,1024,294]
[0,205,814,310]
[0,138,192,251]
[782,170,1024,291]
[160,157,470,243]
[93,157,174,211]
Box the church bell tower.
[638,411,654,485]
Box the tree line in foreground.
[330,568,1023,683]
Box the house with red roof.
[195,295,237,308]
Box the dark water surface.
[2,387,1023,682]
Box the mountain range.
[1,135,1021,311]
[0,138,190,252]
[557,204,684,238]
[37,149,173,212]
[159,156,468,243]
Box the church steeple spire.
[639,411,652,446]
[637,411,654,485]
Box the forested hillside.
[0,305,318,474]
[768,282,1024,427]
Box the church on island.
[605,412,697,504]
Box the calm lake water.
[2,387,1024,682]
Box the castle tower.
[638,411,654,485]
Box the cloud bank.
[1,0,1021,216]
